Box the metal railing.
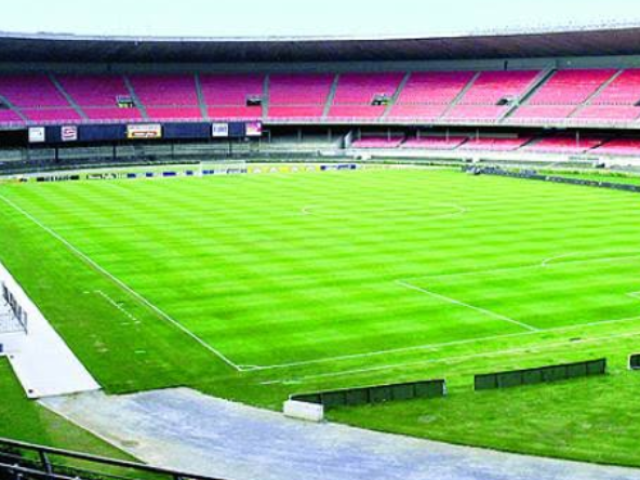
[0,437,226,480]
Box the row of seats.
[352,135,640,155]
[0,69,639,124]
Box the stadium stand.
[402,136,468,150]
[523,135,605,154]
[200,74,264,120]
[388,72,474,120]
[593,138,640,156]
[351,136,405,148]
[459,136,533,151]
[268,74,333,119]
[445,71,541,120]
[329,73,404,119]
[57,75,144,121]
[511,69,618,122]
[128,75,200,120]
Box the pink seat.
[402,136,468,150]
[200,74,264,106]
[460,136,532,151]
[387,104,448,120]
[459,71,540,105]
[22,109,82,123]
[268,106,325,118]
[0,75,69,108]
[396,72,474,104]
[145,107,203,120]
[129,75,199,107]
[594,139,640,156]
[524,136,605,154]
[528,70,618,106]
[208,106,262,120]
[328,105,387,119]
[445,105,508,120]
[58,75,131,107]
[352,136,404,148]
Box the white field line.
[94,290,140,325]
[402,251,640,284]
[271,327,640,385]
[396,280,539,332]
[245,314,640,373]
[0,193,243,372]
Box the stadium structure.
[3,23,640,480]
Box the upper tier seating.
[459,136,532,151]
[129,75,199,106]
[510,70,617,123]
[573,69,640,122]
[592,138,640,156]
[458,71,540,105]
[528,70,617,105]
[329,73,404,119]
[57,75,143,121]
[444,71,540,121]
[269,74,334,105]
[388,72,473,120]
[0,109,24,124]
[128,75,201,121]
[200,74,264,120]
[268,74,334,119]
[0,75,69,108]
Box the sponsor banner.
[246,121,263,137]
[127,124,163,140]
[212,123,230,138]
[61,125,78,142]
[28,127,46,144]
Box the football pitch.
[3,166,640,465]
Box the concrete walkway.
[0,262,100,398]
[42,388,640,480]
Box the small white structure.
[0,261,100,399]
[283,400,325,423]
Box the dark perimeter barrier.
[0,436,226,480]
[465,166,640,194]
[629,354,640,370]
[291,379,446,409]
[475,359,607,391]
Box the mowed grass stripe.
[4,169,640,368]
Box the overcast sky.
[1,0,639,38]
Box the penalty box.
[398,254,640,332]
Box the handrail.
[0,437,227,480]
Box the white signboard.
[61,126,78,142]
[28,127,46,144]
[212,123,230,138]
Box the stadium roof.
[2,23,640,64]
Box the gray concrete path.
[42,388,640,480]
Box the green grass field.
[3,167,640,466]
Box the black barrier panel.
[630,355,640,370]
[79,124,126,142]
[229,122,246,138]
[163,122,211,140]
[45,126,63,144]
[474,359,607,391]
[474,374,497,391]
[292,379,446,410]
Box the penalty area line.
[395,280,539,333]
[0,193,243,372]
